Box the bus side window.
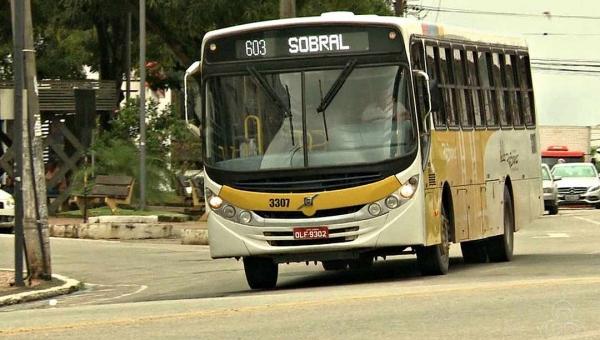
[439,47,458,127]
[410,40,427,127]
[426,44,447,128]
[452,47,472,128]
[518,54,536,127]
[478,52,498,127]
[466,49,485,128]
[507,53,524,127]
[492,53,510,128]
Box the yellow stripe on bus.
[219,176,402,217]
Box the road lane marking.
[3,276,600,336]
[532,233,570,239]
[574,216,600,226]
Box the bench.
[70,175,135,214]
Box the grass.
[56,206,191,221]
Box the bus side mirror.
[412,69,432,133]
[184,61,202,135]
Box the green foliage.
[70,98,199,207]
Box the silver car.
[542,163,559,215]
[551,162,600,208]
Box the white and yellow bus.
[185,12,543,289]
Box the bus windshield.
[204,64,416,171]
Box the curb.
[0,273,81,307]
[180,229,209,245]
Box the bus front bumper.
[207,202,425,260]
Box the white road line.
[574,216,600,226]
[79,284,148,305]
[533,233,570,239]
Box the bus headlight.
[209,196,223,209]
[385,196,399,209]
[239,211,252,224]
[368,203,382,216]
[399,175,419,199]
[222,205,236,218]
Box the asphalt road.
[1,208,599,339]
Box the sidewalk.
[0,215,209,307]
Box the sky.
[406,0,600,127]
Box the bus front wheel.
[416,205,450,275]
[487,186,514,262]
[243,257,278,290]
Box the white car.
[542,163,559,215]
[0,188,15,232]
[551,162,600,208]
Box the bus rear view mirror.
[184,61,202,130]
[412,69,432,133]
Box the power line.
[408,5,600,20]
[523,33,600,36]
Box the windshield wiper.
[316,59,357,114]
[318,80,329,141]
[316,59,357,142]
[247,67,295,146]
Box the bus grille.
[254,205,364,219]
[234,172,384,193]
[264,227,359,246]
[558,187,587,195]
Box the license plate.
[565,194,579,201]
[293,227,329,240]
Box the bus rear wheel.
[243,257,278,290]
[487,186,514,262]
[416,205,450,275]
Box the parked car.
[542,163,559,215]
[0,188,15,233]
[551,162,600,208]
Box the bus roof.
[202,12,528,54]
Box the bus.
[541,145,585,168]
[184,12,543,289]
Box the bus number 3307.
[269,198,290,208]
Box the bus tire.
[487,186,514,262]
[243,257,278,290]
[322,260,348,271]
[460,240,488,263]
[416,205,450,275]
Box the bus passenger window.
[467,50,485,127]
[453,48,472,128]
[492,53,510,128]
[518,55,535,127]
[478,52,498,127]
[426,45,447,128]
[507,54,524,127]
[439,47,458,127]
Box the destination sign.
[205,26,404,63]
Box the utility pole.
[394,0,406,17]
[10,0,25,287]
[139,0,147,210]
[11,0,52,280]
[279,0,295,18]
